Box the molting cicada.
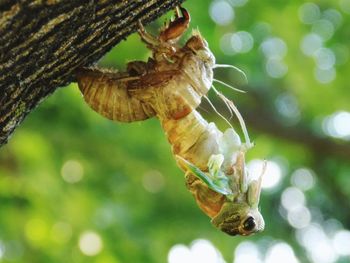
[76,7,265,236]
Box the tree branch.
[0,0,184,146]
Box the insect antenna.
[213,78,246,93]
[203,95,233,130]
[213,64,248,83]
[211,84,234,120]
[198,103,210,114]
[211,86,252,147]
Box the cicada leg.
[159,7,190,42]
[138,20,176,59]
[137,20,159,48]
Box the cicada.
[76,7,265,236]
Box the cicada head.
[211,201,264,236]
[178,151,265,236]
[210,151,265,236]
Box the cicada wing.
[76,68,156,122]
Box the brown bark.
[0,0,184,146]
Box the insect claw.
[159,6,191,42]
[137,20,144,31]
[175,6,181,18]
[137,20,159,47]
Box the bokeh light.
[168,245,193,263]
[280,187,312,229]
[209,1,234,26]
[332,230,350,256]
[322,111,350,140]
[79,231,103,256]
[25,218,49,245]
[234,241,262,263]
[168,239,225,263]
[61,159,84,183]
[275,93,301,123]
[260,37,287,59]
[220,31,254,55]
[248,160,283,189]
[231,31,254,53]
[311,19,334,40]
[265,242,299,263]
[190,239,225,263]
[290,168,315,191]
[281,187,305,211]
[323,9,343,28]
[300,33,323,57]
[287,205,312,229]
[298,3,320,24]
[314,67,336,84]
[260,37,288,78]
[296,224,338,263]
[142,170,165,193]
[265,59,288,79]
[313,48,335,70]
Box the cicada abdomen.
[76,68,156,122]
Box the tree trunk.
[0,0,184,146]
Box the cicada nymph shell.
[76,7,214,122]
[76,7,265,236]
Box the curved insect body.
[76,68,156,122]
[76,7,264,236]
[161,109,264,236]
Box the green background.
[1,0,350,262]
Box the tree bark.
[0,0,184,146]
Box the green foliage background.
[1,0,350,262]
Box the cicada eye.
[242,216,256,232]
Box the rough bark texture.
[0,0,184,146]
